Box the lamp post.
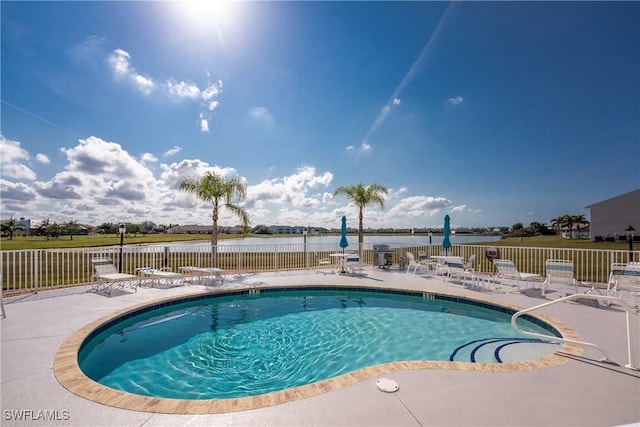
[428,231,432,245]
[303,227,308,269]
[626,225,635,263]
[118,223,126,273]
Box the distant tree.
[527,222,544,236]
[508,223,529,237]
[140,221,157,233]
[126,223,141,237]
[180,171,250,267]
[1,217,17,240]
[45,222,62,239]
[333,182,388,258]
[64,220,79,240]
[550,216,564,235]
[253,224,272,235]
[97,223,114,235]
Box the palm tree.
[572,214,589,238]
[550,216,564,236]
[333,182,388,258]
[179,171,250,267]
[560,214,573,238]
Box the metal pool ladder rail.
[511,294,639,371]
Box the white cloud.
[106,49,222,132]
[163,146,182,157]
[0,135,36,180]
[392,98,401,106]
[0,134,481,229]
[1,178,37,202]
[386,196,452,220]
[141,153,158,162]
[355,142,372,161]
[202,81,223,104]
[107,49,155,95]
[35,153,50,164]
[448,95,463,105]
[345,145,355,151]
[246,166,333,210]
[250,106,274,125]
[200,115,210,133]
[108,49,131,77]
[133,74,155,95]
[359,143,372,154]
[166,79,201,100]
[322,192,335,204]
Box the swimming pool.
[77,287,560,400]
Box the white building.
[585,189,640,241]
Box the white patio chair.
[418,251,438,275]
[442,256,476,287]
[493,259,540,292]
[344,255,364,274]
[603,263,640,306]
[315,252,333,273]
[91,257,139,296]
[543,259,576,296]
[405,252,424,275]
[179,266,225,283]
[136,267,184,288]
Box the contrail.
[1,99,71,131]
[358,2,456,153]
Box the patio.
[2,268,639,426]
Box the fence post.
[34,251,39,294]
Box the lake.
[152,234,501,249]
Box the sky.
[1,1,639,231]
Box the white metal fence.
[1,242,638,296]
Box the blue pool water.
[78,288,559,399]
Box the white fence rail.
[1,242,638,296]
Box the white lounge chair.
[543,259,576,296]
[179,266,225,283]
[405,252,424,275]
[418,252,438,275]
[344,255,364,274]
[493,259,540,291]
[91,257,139,296]
[136,267,184,287]
[442,256,476,287]
[603,263,640,306]
[315,252,332,273]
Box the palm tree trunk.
[358,208,364,258]
[211,208,219,267]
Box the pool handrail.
[511,294,639,371]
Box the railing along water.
[1,243,638,296]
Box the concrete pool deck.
[2,268,639,426]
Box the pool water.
[78,288,558,399]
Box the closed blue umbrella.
[442,215,452,255]
[340,216,349,253]
[339,216,349,273]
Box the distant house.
[270,225,329,235]
[167,225,211,234]
[585,189,640,241]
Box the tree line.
[506,214,589,238]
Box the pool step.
[449,337,557,363]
